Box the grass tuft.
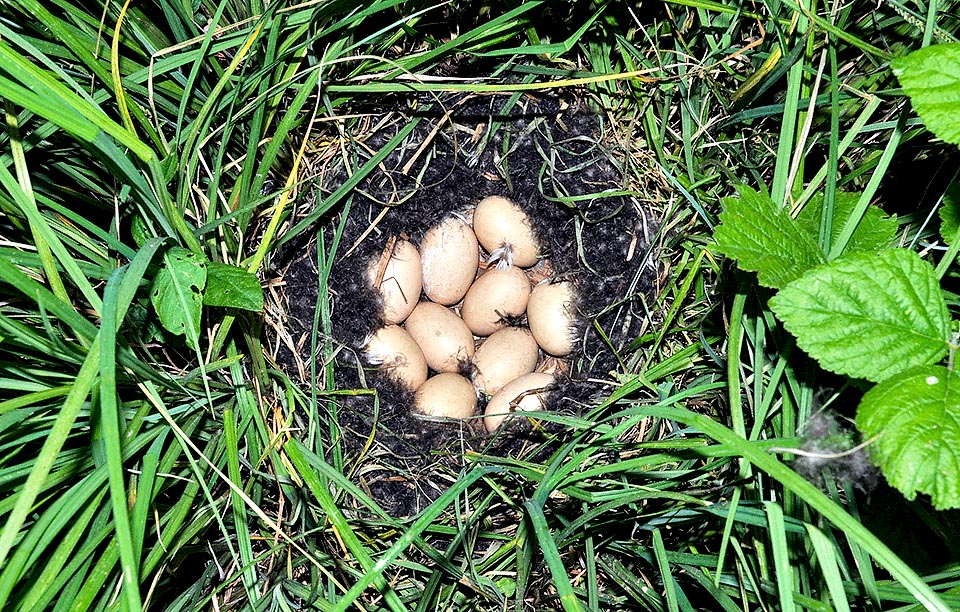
[2,0,960,610]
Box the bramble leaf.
[795,191,898,255]
[769,249,950,382]
[939,183,960,245]
[857,365,960,509]
[713,185,824,288]
[892,43,960,147]
[150,247,206,349]
[203,262,263,311]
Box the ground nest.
[278,92,662,515]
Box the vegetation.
[1,1,960,611]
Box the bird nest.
[277,92,662,515]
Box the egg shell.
[527,280,577,357]
[414,372,478,419]
[483,372,555,432]
[472,327,539,395]
[420,216,480,305]
[366,239,422,324]
[365,325,428,391]
[404,301,475,373]
[461,266,531,336]
[473,195,540,267]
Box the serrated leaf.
[857,365,960,509]
[769,249,950,382]
[795,191,898,255]
[892,43,960,147]
[150,247,205,349]
[713,185,824,288]
[203,262,263,311]
[939,183,960,245]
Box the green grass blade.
[223,405,258,600]
[0,336,100,591]
[771,49,804,205]
[652,528,680,612]
[0,76,96,142]
[308,458,492,612]
[0,157,102,313]
[15,492,107,612]
[523,501,585,612]
[129,435,161,563]
[806,523,853,612]
[779,0,889,58]
[765,501,797,612]
[4,100,69,302]
[276,115,422,247]
[285,440,409,612]
[96,241,163,611]
[648,404,951,611]
[0,466,110,606]
[0,38,152,160]
[827,112,907,260]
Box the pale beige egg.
[461,266,531,336]
[414,372,478,419]
[483,372,555,432]
[404,301,475,373]
[527,280,578,357]
[420,216,480,305]
[473,195,540,268]
[366,239,422,324]
[472,327,539,395]
[364,325,428,391]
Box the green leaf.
[939,183,960,245]
[795,191,898,255]
[713,185,824,288]
[150,247,206,347]
[857,365,960,509]
[769,249,950,382]
[892,43,960,147]
[203,262,263,311]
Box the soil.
[275,92,661,515]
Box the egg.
[527,280,578,357]
[483,372,555,432]
[472,327,539,395]
[414,372,478,419]
[364,325,428,391]
[473,195,540,268]
[420,216,479,305]
[366,239,422,324]
[461,266,531,336]
[404,301,475,372]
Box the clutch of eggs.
[363,195,579,433]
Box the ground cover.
[1,1,959,610]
